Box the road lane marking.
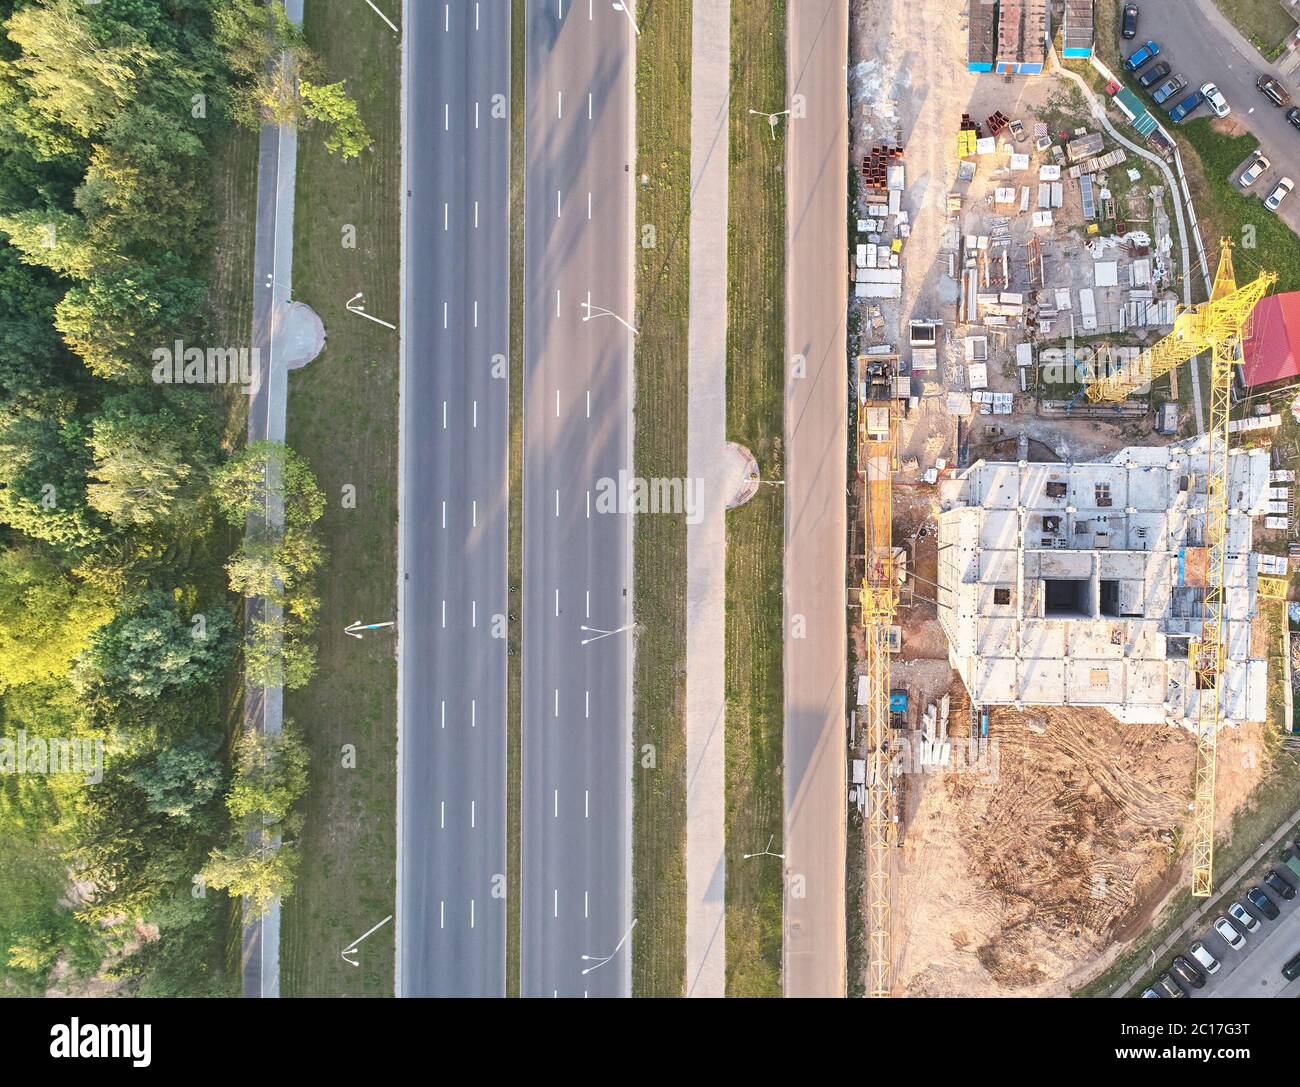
[471,800,476,828]
[585,590,590,619]
[585,690,590,718]
[441,600,446,628]
[441,700,445,729]
[475,101,480,129]
[584,890,589,918]
[585,790,589,818]
[588,192,592,220]
[473,400,478,428]
[556,388,561,416]
[588,0,593,18]
[473,300,479,328]
[588,92,593,120]
[473,500,478,527]
[555,588,560,616]
[554,689,559,717]
[554,789,558,818]
[475,2,480,31]
[442,400,447,429]
[557,189,562,218]
[472,698,477,727]
[474,200,479,228]
[443,302,448,329]
[555,489,560,517]
[440,901,445,929]
[586,490,590,518]
[444,3,449,32]
[471,899,476,929]
[557,91,562,119]
[586,389,591,417]
[440,801,445,828]
[442,500,446,528]
[472,601,477,627]
[554,890,558,918]
[445,103,449,131]
[556,289,561,317]
[444,202,448,230]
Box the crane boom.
[1088,239,1275,898]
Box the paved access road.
[1124,0,1300,233]
[521,0,635,998]
[784,0,849,998]
[398,0,510,997]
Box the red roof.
[1242,292,1300,387]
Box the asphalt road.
[397,0,510,997]
[520,0,635,998]
[783,0,849,998]
[1122,0,1300,233]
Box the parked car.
[1282,847,1300,881]
[1125,40,1161,72]
[1264,865,1297,897]
[1247,885,1281,920]
[1122,4,1140,39]
[1152,74,1187,107]
[1263,176,1294,210]
[1228,901,1261,932]
[1240,154,1271,188]
[1214,916,1246,950]
[1171,955,1206,989]
[1287,106,1300,131]
[1155,971,1188,997]
[1258,74,1292,108]
[1168,91,1205,123]
[1202,83,1231,118]
[1141,985,1162,997]
[1190,940,1221,974]
[1138,61,1171,89]
[1284,950,1300,982]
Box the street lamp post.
[748,107,791,141]
[346,292,397,330]
[742,834,785,860]
[581,918,638,976]
[580,299,639,335]
[611,1,641,35]
[580,623,633,646]
[360,0,400,35]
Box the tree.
[124,739,225,822]
[225,527,321,601]
[0,547,112,691]
[77,591,235,701]
[245,614,317,691]
[0,208,97,279]
[0,410,106,556]
[85,394,211,525]
[211,441,325,530]
[300,79,372,159]
[225,722,308,829]
[4,0,157,141]
[199,840,298,916]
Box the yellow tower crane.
[859,392,898,995]
[1087,238,1274,897]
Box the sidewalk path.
[240,0,315,1001]
[685,0,730,998]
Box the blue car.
[1124,40,1161,72]
[1168,91,1205,123]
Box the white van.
[1189,941,1221,975]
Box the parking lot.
[1149,847,1300,999]
[1119,0,1300,234]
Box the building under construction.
[936,438,1278,727]
[968,0,1049,75]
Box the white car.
[1228,901,1261,933]
[1240,154,1271,188]
[1201,82,1231,117]
[1214,916,1246,950]
[1266,176,1294,211]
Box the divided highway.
[521,0,636,998]
[398,0,510,997]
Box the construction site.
[847,0,1299,997]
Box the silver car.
[1266,177,1294,211]
[1239,154,1271,188]
[1214,916,1246,950]
[1228,901,1261,933]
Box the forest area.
[0,0,362,996]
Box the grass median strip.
[629,0,692,998]
[279,1,401,998]
[724,0,787,998]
